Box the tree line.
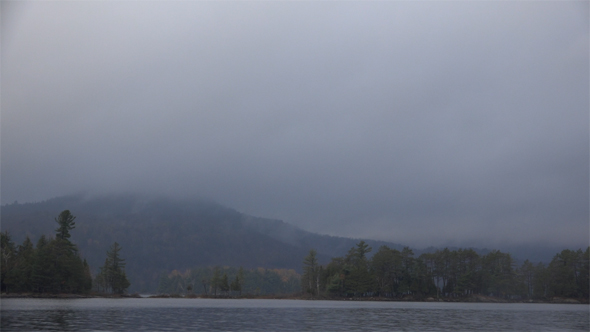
[302,241,589,300]
[1,210,130,294]
[158,266,300,296]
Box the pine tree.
[302,249,319,295]
[82,259,92,292]
[229,267,244,296]
[356,241,372,260]
[220,273,230,295]
[1,231,16,293]
[55,210,76,241]
[13,237,35,292]
[344,242,374,296]
[100,242,130,294]
[31,235,52,293]
[230,275,241,296]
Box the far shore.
[1,292,587,304]
[0,292,141,299]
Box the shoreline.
[1,292,587,304]
[0,293,141,299]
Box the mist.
[2,1,588,250]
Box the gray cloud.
[2,1,588,249]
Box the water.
[1,298,588,331]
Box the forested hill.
[1,194,405,293]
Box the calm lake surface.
[1,298,588,331]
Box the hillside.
[0,194,406,292]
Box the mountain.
[0,194,406,292]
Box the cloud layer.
[2,1,588,248]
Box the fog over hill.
[1,193,579,293]
[2,1,588,253]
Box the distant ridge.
[0,193,407,292]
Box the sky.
[2,1,588,250]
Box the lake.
[1,298,588,331]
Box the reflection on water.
[1,298,588,331]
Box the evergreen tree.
[12,237,35,292]
[520,259,535,298]
[547,248,588,298]
[237,267,244,296]
[50,211,90,293]
[30,235,53,293]
[356,241,372,260]
[100,242,130,294]
[2,211,91,294]
[82,259,92,292]
[220,273,230,295]
[532,262,549,298]
[480,250,515,297]
[1,231,16,292]
[399,247,414,295]
[343,242,375,296]
[371,246,402,297]
[230,268,244,296]
[302,249,319,295]
[55,210,76,241]
[211,267,221,296]
[230,275,241,296]
[579,247,589,299]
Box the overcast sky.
[2,1,588,249]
